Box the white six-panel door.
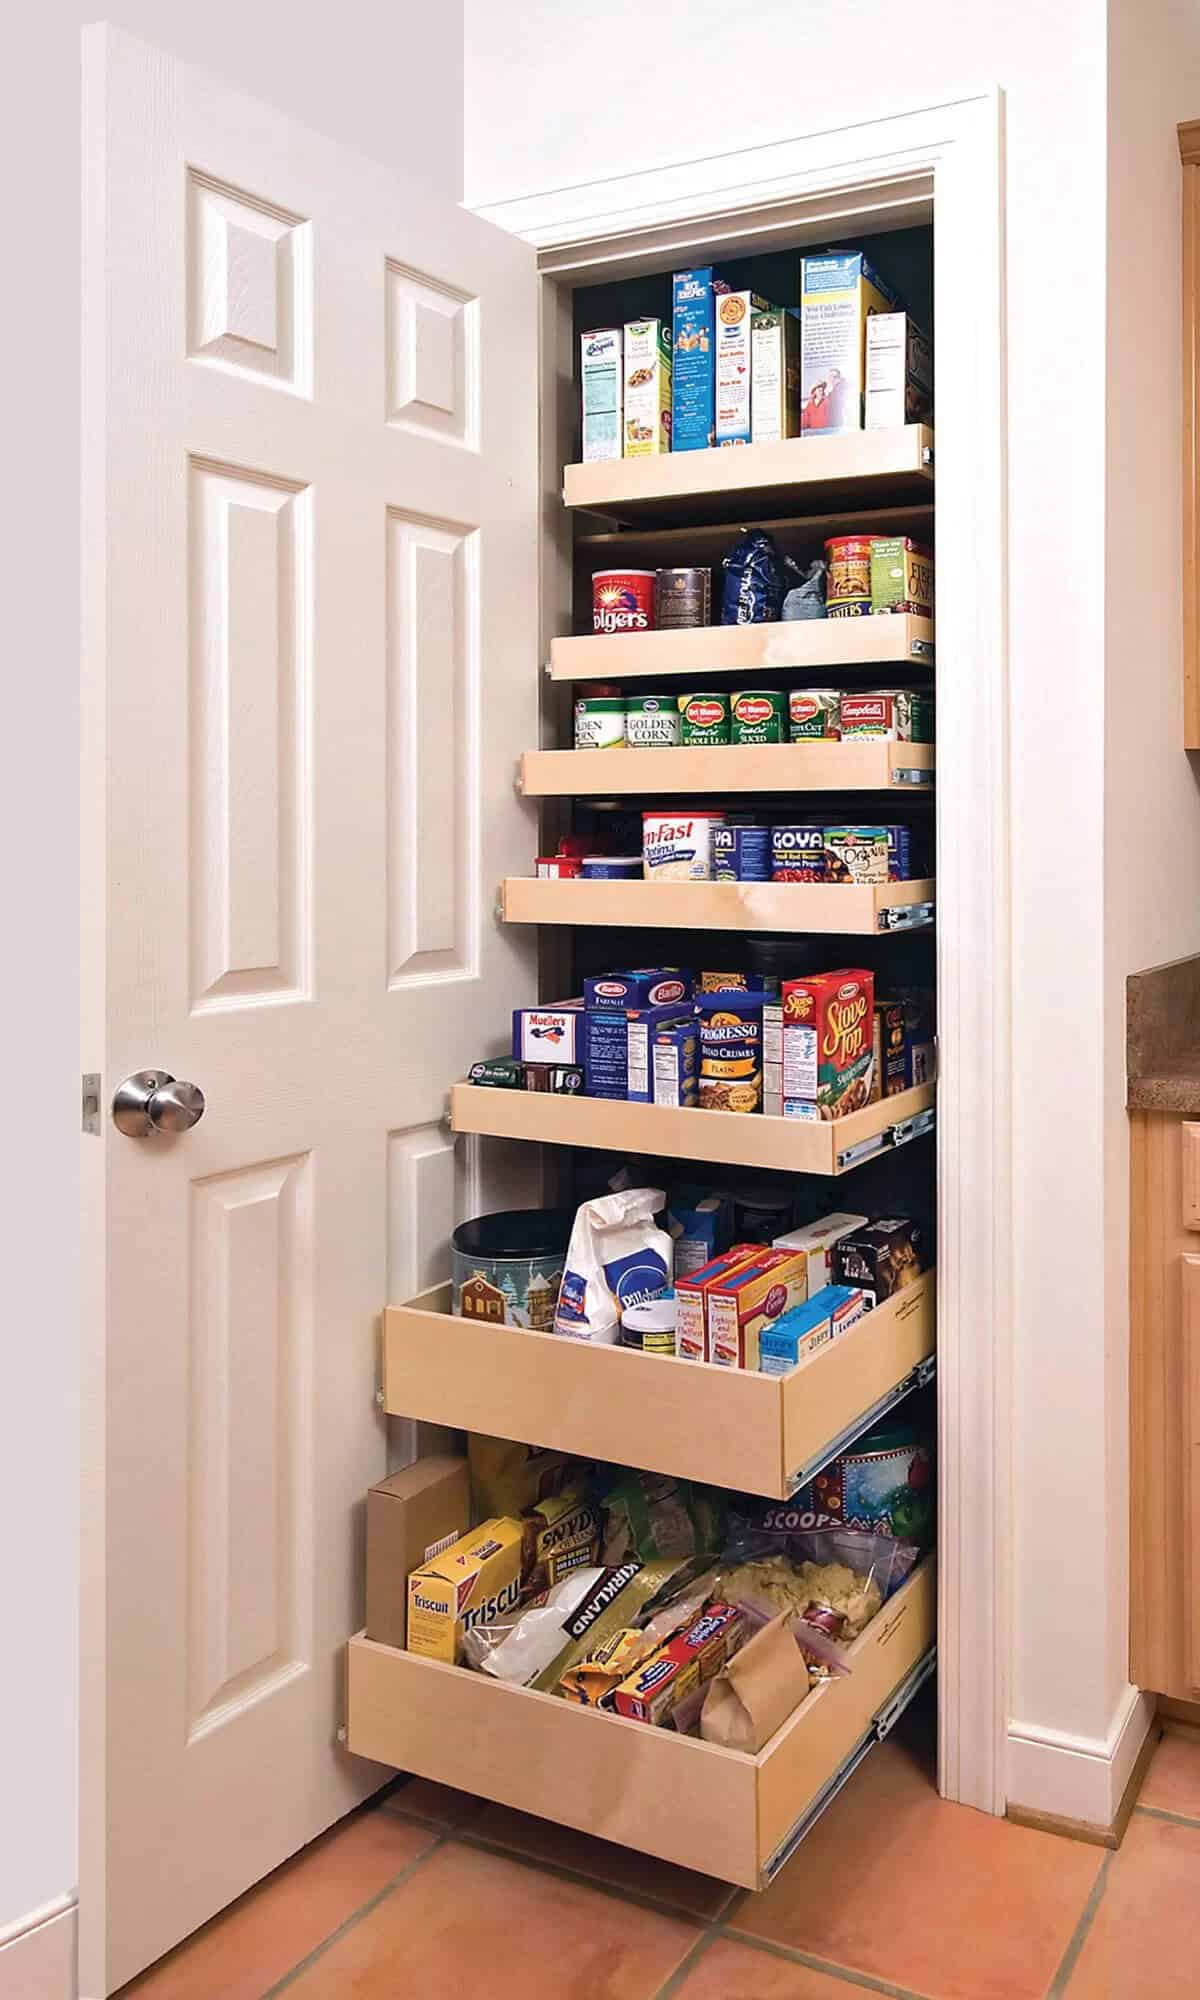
[80,28,539,1992]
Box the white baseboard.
[1007,1684,1155,1828]
[0,1898,77,2000]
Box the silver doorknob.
[112,1069,206,1138]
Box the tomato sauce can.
[825,536,874,618]
[592,569,656,634]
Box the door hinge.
[82,1073,102,1135]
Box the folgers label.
[592,569,656,634]
[677,692,731,745]
[730,689,786,744]
[771,825,826,881]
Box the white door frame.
[470,92,1011,1817]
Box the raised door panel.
[1182,1122,1200,1231]
[1185,1254,1200,1694]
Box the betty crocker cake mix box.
[706,1247,808,1370]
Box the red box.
[781,969,876,1117]
[674,1243,763,1362]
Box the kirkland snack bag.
[554,1188,673,1344]
[720,530,800,625]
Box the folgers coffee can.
[592,569,656,635]
[655,566,711,629]
[789,689,841,740]
[625,692,682,747]
[678,691,731,745]
[713,824,771,882]
[731,689,786,744]
[772,825,827,881]
[825,536,873,618]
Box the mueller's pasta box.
[624,318,672,456]
[751,308,801,443]
[707,1248,808,1370]
[581,327,622,461]
[406,1518,524,1664]
[800,251,898,434]
[512,1000,587,1065]
[672,267,732,452]
[675,1245,764,1361]
[714,289,773,445]
[865,311,933,430]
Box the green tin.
[730,689,787,745]
[677,691,731,746]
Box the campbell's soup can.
[825,536,873,618]
[677,691,731,746]
[593,569,656,635]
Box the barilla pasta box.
[584,971,694,1012]
[865,311,933,430]
[714,289,773,445]
[581,327,622,462]
[751,308,801,443]
[672,268,732,452]
[675,1245,763,1361]
[707,1248,808,1370]
[759,1285,866,1376]
[771,1214,868,1295]
[800,251,899,435]
[623,319,672,456]
[406,1518,524,1664]
[512,1000,586,1065]
[588,999,695,1101]
[612,1602,744,1723]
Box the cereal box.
[624,318,672,457]
[714,289,772,445]
[800,251,899,435]
[779,970,876,1117]
[751,307,801,443]
[868,540,934,617]
[671,268,732,452]
[581,328,622,462]
[865,312,933,430]
[612,1602,745,1723]
[771,1213,868,1294]
[707,1247,808,1370]
[406,1518,524,1664]
[675,1245,764,1362]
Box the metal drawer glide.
[786,1353,936,1494]
[761,1644,938,1885]
[877,901,935,932]
[890,766,934,787]
[836,1105,936,1172]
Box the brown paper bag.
[699,1613,814,1753]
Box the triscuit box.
[623,318,672,456]
[865,312,932,430]
[800,251,899,434]
[707,1248,808,1370]
[581,328,622,462]
[750,308,801,443]
[714,289,773,445]
[406,1518,524,1664]
[365,1456,471,1651]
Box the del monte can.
[731,689,786,745]
[678,691,731,746]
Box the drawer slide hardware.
[878,901,935,933]
[787,1353,937,1493]
[836,1105,936,1172]
[890,765,934,788]
[761,1643,937,1885]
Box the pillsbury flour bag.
[554,1189,674,1344]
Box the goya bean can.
[655,566,711,629]
[789,688,841,740]
[825,536,873,618]
[730,689,786,744]
[592,569,656,634]
[713,824,771,882]
[678,691,731,746]
[771,825,827,881]
[625,692,682,747]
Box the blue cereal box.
[651,1021,700,1107]
[672,268,731,453]
[713,824,771,883]
[512,1001,587,1065]
[587,1001,695,1101]
[584,970,694,1011]
[800,252,899,435]
[759,1284,866,1375]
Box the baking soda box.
[623,319,672,456]
[672,268,732,452]
[714,289,772,445]
[800,252,898,435]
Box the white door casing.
[80,28,538,1993]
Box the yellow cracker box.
[406,1517,524,1664]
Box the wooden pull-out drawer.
[346,1559,935,1890]
[1182,1123,1200,1230]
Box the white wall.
[464,0,1171,1819]
[1,0,464,1953]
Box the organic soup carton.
[623,318,672,456]
[800,252,898,434]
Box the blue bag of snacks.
[720,530,796,624]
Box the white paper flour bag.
[554,1188,673,1343]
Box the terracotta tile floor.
[117,1711,1200,2000]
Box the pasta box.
[512,1001,587,1065]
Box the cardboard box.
[406,1517,524,1664]
[774,971,876,1118]
[623,318,672,456]
[867,541,934,618]
[714,289,772,445]
[581,327,622,462]
[800,251,898,434]
[833,1219,926,1306]
[750,308,801,443]
[865,311,932,430]
[759,1285,867,1375]
[671,267,732,452]
[675,1244,764,1361]
[512,1000,586,1066]
[771,1214,868,1295]
[612,1602,744,1724]
[365,1456,471,1650]
[707,1248,808,1370]
[592,1001,696,1103]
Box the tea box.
[832,1218,926,1305]
[623,318,672,456]
[581,327,622,462]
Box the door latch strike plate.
[82,1073,101,1136]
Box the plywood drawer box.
[383,1272,935,1500]
[346,1559,935,1889]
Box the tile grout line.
[1133,1801,1200,1829]
[719,1927,935,2000]
[257,1830,450,1999]
[1044,1851,1111,1999]
[649,1929,722,2000]
[442,1821,728,1930]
